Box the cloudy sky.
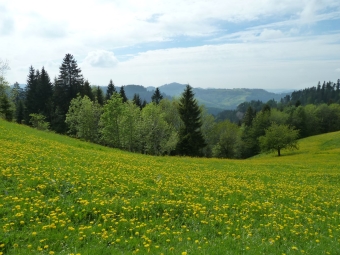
[1,0,340,90]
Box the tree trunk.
[278,148,281,156]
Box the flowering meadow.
[1,120,340,255]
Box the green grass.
[1,120,340,255]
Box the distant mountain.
[152,83,288,114]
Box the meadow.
[1,119,340,255]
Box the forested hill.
[120,83,288,114]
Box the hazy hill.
[128,82,288,114]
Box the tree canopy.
[259,123,299,156]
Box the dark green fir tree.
[119,86,128,103]
[151,87,163,104]
[176,85,206,156]
[106,79,116,101]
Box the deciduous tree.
[259,123,299,156]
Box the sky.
[1,0,340,90]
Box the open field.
[1,120,340,254]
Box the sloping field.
[1,120,340,255]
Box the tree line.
[1,54,340,158]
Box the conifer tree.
[16,100,24,124]
[24,66,39,123]
[37,67,53,122]
[52,54,84,133]
[106,79,116,101]
[176,85,206,156]
[119,86,128,103]
[83,80,94,101]
[96,86,104,106]
[151,87,163,104]
[133,93,142,109]
[243,106,255,127]
[0,94,13,121]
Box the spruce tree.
[96,86,104,106]
[133,93,142,109]
[83,80,94,101]
[52,54,84,133]
[0,95,13,121]
[38,67,53,122]
[106,79,116,101]
[151,87,163,104]
[176,85,206,156]
[16,100,24,124]
[119,86,128,103]
[243,106,255,127]
[24,66,39,123]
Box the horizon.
[1,0,340,90]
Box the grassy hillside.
[1,120,340,255]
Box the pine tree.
[24,66,39,123]
[142,100,147,109]
[151,87,163,104]
[38,67,53,122]
[83,80,94,101]
[96,86,104,106]
[16,100,24,124]
[106,79,116,101]
[132,93,142,109]
[0,94,13,121]
[52,54,84,133]
[119,86,128,103]
[176,85,206,156]
[243,106,255,127]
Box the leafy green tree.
[120,101,141,152]
[269,108,289,125]
[140,103,173,155]
[259,123,299,156]
[151,87,163,104]
[0,60,13,121]
[213,120,242,158]
[176,85,206,156]
[159,98,183,133]
[289,106,307,137]
[100,93,124,148]
[66,95,102,142]
[241,109,271,158]
[10,82,24,106]
[29,113,49,130]
[106,79,116,101]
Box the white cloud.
[83,50,119,68]
[259,29,284,40]
[336,68,340,72]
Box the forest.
[1,54,340,158]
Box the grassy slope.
[1,120,340,255]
